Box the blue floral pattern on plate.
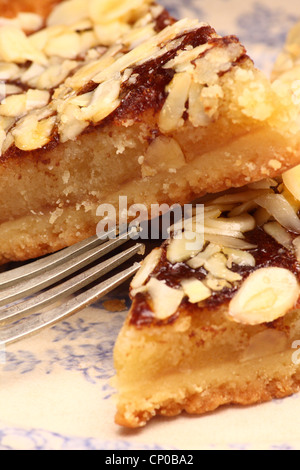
[0,0,300,451]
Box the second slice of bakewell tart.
[1,0,300,264]
[113,175,300,428]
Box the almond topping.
[12,115,56,151]
[158,72,192,133]
[0,26,47,65]
[204,253,242,283]
[146,278,184,320]
[228,267,300,325]
[131,248,162,290]
[166,231,204,264]
[181,278,211,303]
[282,164,300,202]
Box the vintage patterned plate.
[1,0,300,451]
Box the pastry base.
[114,305,300,428]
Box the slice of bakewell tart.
[113,174,300,428]
[0,0,300,263]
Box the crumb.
[103,299,127,312]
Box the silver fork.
[0,228,144,345]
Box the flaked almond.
[188,81,211,127]
[204,253,242,283]
[144,135,186,172]
[80,79,121,122]
[222,247,256,268]
[282,164,300,202]
[263,221,293,250]
[12,115,56,151]
[0,93,27,117]
[131,247,162,290]
[47,0,87,27]
[228,267,300,325]
[89,0,150,24]
[204,233,257,251]
[146,277,184,320]
[0,62,20,81]
[181,278,211,303]
[158,72,192,133]
[67,56,116,90]
[205,213,256,234]
[187,243,221,269]
[44,32,82,59]
[0,26,47,65]
[167,231,204,264]
[255,192,300,233]
[94,21,131,47]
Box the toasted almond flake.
[47,0,88,27]
[228,200,258,217]
[67,56,116,90]
[26,90,50,111]
[146,277,184,320]
[187,243,221,269]
[97,20,131,45]
[18,13,44,32]
[228,267,299,325]
[131,248,162,290]
[181,278,211,303]
[263,221,293,250]
[0,94,27,117]
[204,233,257,250]
[188,81,211,127]
[205,277,232,292]
[44,32,82,59]
[0,62,20,80]
[205,213,256,234]
[89,0,151,24]
[254,193,300,233]
[158,72,192,133]
[167,231,204,264]
[80,79,121,122]
[121,23,156,49]
[32,60,78,90]
[2,131,14,153]
[223,247,256,268]
[282,164,300,202]
[164,43,213,72]
[0,26,47,65]
[12,115,56,151]
[29,25,66,51]
[204,253,242,283]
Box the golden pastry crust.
[0,0,300,264]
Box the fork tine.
[0,229,136,307]
[0,259,140,345]
[0,228,119,289]
[0,243,144,323]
